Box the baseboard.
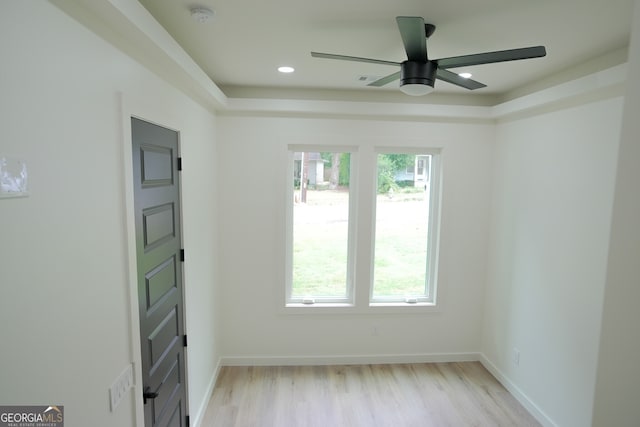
[478,353,557,427]
[190,357,223,427]
[221,352,481,366]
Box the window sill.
[286,302,354,308]
[282,301,439,315]
[368,302,439,314]
[369,301,435,307]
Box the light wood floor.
[200,362,541,427]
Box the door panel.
[145,257,178,309]
[143,203,176,251]
[141,144,174,186]
[132,117,187,427]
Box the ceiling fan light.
[399,61,437,96]
[399,83,434,96]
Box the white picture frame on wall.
[0,156,29,198]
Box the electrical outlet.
[513,348,521,366]
[109,364,134,411]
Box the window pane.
[291,152,351,300]
[373,154,432,300]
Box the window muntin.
[287,150,354,304]
[371,152,440,304]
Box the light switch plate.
[109,364,134,411]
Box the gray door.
[131,117,188,427]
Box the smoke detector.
[190,7,214,23]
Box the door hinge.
[183,334,188,347]
[177,157,183,171]
[186,415,190,426]
[180,249,185,262]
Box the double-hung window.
[285,146,441,308]
[286,149,355,305]
[371,150,440,304]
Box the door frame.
[119,92,190,426]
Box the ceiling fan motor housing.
[400,61,437,89]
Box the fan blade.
[436,68,486,90]
[311,52,400,67]
[367,71,401,87]
[396,16,427,61]
[437,46,546,69]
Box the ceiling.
[136,0,632,102]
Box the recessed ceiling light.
[278,66,295,73]
[458,72,473,79]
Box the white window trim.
[281,144,442,313]
[369,147,442,306]
[285,145,358,306]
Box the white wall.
[0,2,220,426]
[592,1,640,425]
[217,115,495,362]
[2,2,636,426]
[483,95,623,426]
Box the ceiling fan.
[311,16,546,96]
